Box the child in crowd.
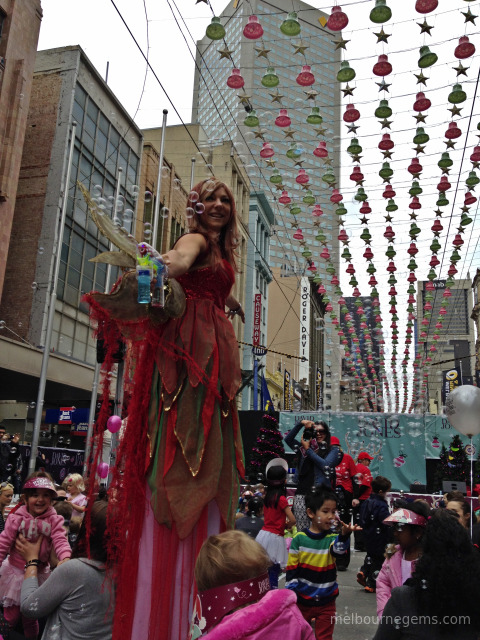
[352,451,373,551]
[254,483,265,498]
[0,482,14,533]
[235,496,264,539]
[286,488,362,640]
[357,476,393,593]
[190,530,313,640]
[0,471,71,638]
[255,458,295,589]
[64,473,87,519]
[375,501,430,617]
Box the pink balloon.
[97,462,109,479]
[107,415,122,434]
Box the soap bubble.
[29,402,36,408]
[132,185,140,200]
[115,196,125,213]
[173,178,182,190]
[92,184,103,198]
[186,207,195,219]
[161,166,170,179]
[189,191,199,203]
[144,191,153,203]
[161,207,169,219]
[57,437,64,444]
[204,179,217,193]
[31,282,38,289]
[196,203,205,214]
[38,247,44,255]
[123,209,133,224]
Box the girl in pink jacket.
[189,530,313,640]
[376,503,429,617]
[0,472,71,638]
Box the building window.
[0,9,7,43]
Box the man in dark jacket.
[357,475,393,593]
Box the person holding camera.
[284,420,342,531]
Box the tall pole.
[83,167,123,477]
[151,109,168,250]
[29,122,77,474]
[190,157,196,190]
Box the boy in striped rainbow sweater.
[286,488,362,640]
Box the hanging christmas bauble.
[466,171,480,187]
[226,68,245,89]
[413,92,431,112]
[338,229,349,243]
[303,190,316,205]
[383,183,396,198]
[386,199,398,212]
[269,170,282,185]
[322,168,336,184]
[379,162,393,179]
[438,152,453,169]
[360,202,372,214]
[413,127,429,144]
[280,11,301,36]
[407,243,418,256]
[437,176,451,191]
[312,205,323,217]
[378,134,394,151]
[261,67,279,88]
[408,158,422,175]
[418,46,438,68]
[306,107,323,125]
[465,191,477,205]
[296,65,315,86]
[430,255,440,267]
[415,0,438,13]
[436,192,449,207]
[343,104,360,122]
[470,147,480,162]
[373,54,392,77]
[337,61,356,82]
[409,196,421,210]
[286,143,302,159]
[293,229,304,240]
[431,219,443,233]
[244,110,259,127]
[347,138,362,155]
[364,247,374,260]
[448,83,467,104]
[327,5,349,30]
[296,168,310,184]
[384,226,395,240]
[206,16,226,40]
[275,109,291,127]
[355,187,367,202]
[350,166,364,182]
[320,247,331,260]
[260,142,275,158]
[278,191,291,205]
[430,238,441,253]
[375,99,392,118]
[370,0,392,23]
[335,204,347,216]
[452,234,464,248]
[330,189,343,203]
[454,36,475,59]
[243,15,264,39]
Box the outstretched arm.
[140,234,208,279]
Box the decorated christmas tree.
[247,412,285,481]
[434,433,469,490]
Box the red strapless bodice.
[176,260,234,310]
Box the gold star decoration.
[282,128,296,139]
[265,158,276,168]
[274,183,284,191]
[323,157,333,166]
[414,144,426,154]
[457,225,466,233]
[433,230,441,238]
[269,90,284,103]
[334,36,350,50]
[341,84,355,97]
[300,182,312,191]
[414,71,428,86]
[254,45,271,59]
[434,209,443,217]
[473,161,480,170]
[382,150,393,159]
[417,19,433,35]
[351,154,362,163]
[441,167,451,175]
[292,41,309,55]
[254,129,266,139]
[461,205,470,214]
[374,28,391,43]
[314,126,328,137]
[217,46,234,60]
[294,159,305,167]
[445,139,457,149]
[409,212,418,220]
[448,105,462,117]
[462,8,477,24]
[376,79,391,92]
[237,93,252,105]
[414,113,427,124]
[384,214,393,222]
[380,118,393,129]
[347,123,360,134]
[360,216,370,225]
[304,89,319,100]
[454,62,468,77]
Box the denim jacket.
[284,421,342,489]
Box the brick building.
[0,46,143,443]
[0,0,42,299]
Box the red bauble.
[437,176,451,191]
[408,158,422,175]
[372,54,392,77]
[330,189,343,203]
[470,147,480,162]
[343,104,360,122]
[243,15,264,39]
[296,168,309,184]
[454,36,475,60]
[407,243,418,256]
[431,219,443,233]
[383,184,396,198]
[260,142,274,158]
[313,141,328,158]
[409,197,421,210]
[378,134,394,151]
[445,121,461,139]
[415,0,438,13]
[296,65,315,87]
[226,68,245,89]
[278,190,291,205]
[275,109,291,127]
[465,191,477,205]
[413,92,431,112]
[326,5,349,31]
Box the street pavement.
[279,548,379,640]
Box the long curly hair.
[410,509,480,632]
[186,178,240,271]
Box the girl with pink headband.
[0,471,71,638]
